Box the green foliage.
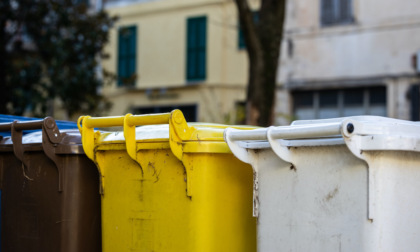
[0,0,117,117]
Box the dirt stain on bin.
[290,164,296,171]
[325,187,339,202]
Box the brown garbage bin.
[0,118,101,252]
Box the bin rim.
[77,110,259,159]
[0,130,84,154]
[94,123,256,143]
[224,115,420,164]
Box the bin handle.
[224,128,267,164]
[0,118,65,191]
[0,119,63,143]
[78,110,194,195]
[77,109,193,162]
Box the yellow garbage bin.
[78,110,256,252]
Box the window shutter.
[197,17,206,79]
[186,16,206,81]
[128,26,137,84]
[117,26,136,86]
[187,20,196,79]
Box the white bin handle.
[224,128,268,164]
[267,122,342,165]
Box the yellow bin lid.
[77,110,256,162]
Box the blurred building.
[102,0,259,123]
[103,0,420,124]
[276,0,420,123]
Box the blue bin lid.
[0,114,78,137]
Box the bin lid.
[97,124,253,142]
[0,114,78,137]
[0,119,84,154]
[93,123,256,154]
[224,115,420,164]
[78,110,257,162]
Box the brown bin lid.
[0,118,84,154]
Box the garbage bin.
[77,110,256,252]
[0,118,101,252]
[224,116,420,252]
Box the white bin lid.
[224,116,420,164]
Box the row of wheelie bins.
[1,110,420,252]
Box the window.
[321,0,353,26]
[186,16,207,82]
[320,90,339,118]
[118,26,136,87]
[238,11,259,49]
[343,88,364,116]
[132,105,198,122]
[293,91,314,120]
[293,87,387,120]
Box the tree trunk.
[234,0,286,126]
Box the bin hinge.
[78,115,106,194]
[41,118,65,192]
[11,118,65,192]
[170,110,195,197]
[341,118,420,221]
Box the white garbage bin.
[224,116,420,252]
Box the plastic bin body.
[225,116,420,252]
[79,110,256,252]
[0,119,101,252]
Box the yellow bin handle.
[77,109,191,162]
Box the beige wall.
[106,85,246,123]
[101,0,263,122]
[102,0,261,94]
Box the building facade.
[276,0,420,123]
[102,0,260,123]
[103,0,420,125]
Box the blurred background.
[1,0,420,126]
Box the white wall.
[278,0,420,83]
